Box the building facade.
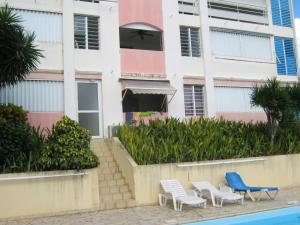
[0,0,298,137]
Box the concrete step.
[91,138,136,211]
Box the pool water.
[185,206,300,225]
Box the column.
[199,0,216,118]
[63,0,77,120]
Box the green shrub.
[116,118,300,165]
[0,103,27,123]
[39,116,99,171]
[0,118,45,173]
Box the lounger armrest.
[186,189,198,197]
[219,184,233,193]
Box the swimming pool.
[185,206,300,225]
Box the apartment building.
[0,0,298,138]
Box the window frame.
[274,36,297,76]
[180,26,201,57]
[76,81,103,138]
[271,0,292,27]
[184,85,205,117]
[74,15,100,50]
[210,29,272,61]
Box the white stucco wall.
[73,0,123,137]
[97,1,123,137]
[163,0,185,119]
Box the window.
[210,29,272,60]
[178,0,199,15]
[180,26,200,57]
[271,0,292,27]
[77,82,101,136]
[0,81,63,112]
[274,37,297,75]
[208,2,266,17]
[74,15,99,50]
[184,85,204,117]
[215,87,263,112]
[119,28,163,51]
[14,10,62,43]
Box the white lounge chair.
[159,179,206,211]
[192,181,244,207]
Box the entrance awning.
[122,80,177,95]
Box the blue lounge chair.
[225,172,279,202]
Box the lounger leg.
[265,190,279,200]
[265,191,272,200]
[257,191,262,201]
[159,194,166,207]
[173,197,178,211]
[273,190,279,199]
[247,190,256,202]
[220,199,223,207]
[178,202,183,211]
[211,192,216,207]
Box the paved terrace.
[2,187,300,225]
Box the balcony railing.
[208,0,269,25]
[178,0,199,16]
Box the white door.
[77,81,102,137]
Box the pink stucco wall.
[27,112,63,130]
[26,72,63,80]
[121,49,165,74]
[217,112,267,123]
[119,0,163,30]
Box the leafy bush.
[39,116,99,171]
[117,118,300,165]
[0,118,45,173]
[0,103,27,123]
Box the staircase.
[91,139,136,210]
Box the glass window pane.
[78,83,99,111]
[88,16,99,50]
[180,26,190,56]
[79,113,99,136]
[74,15,86,49]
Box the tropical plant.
[0,103,28,123]
[251,78,291,149]
[287,83,300,123]
[38,116,99,171]
[0,118,45,173]
[0,5,43,87]
[116,118,300,165]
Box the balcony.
[120,49,165,75]
[208,0,269,25]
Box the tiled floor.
[1,187,300,225]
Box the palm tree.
[0,5,43,87]
[251,78,291,149]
